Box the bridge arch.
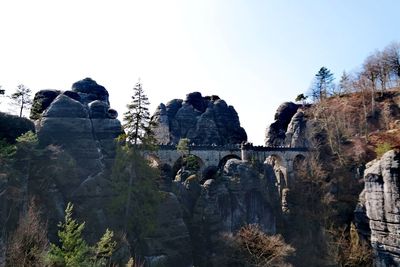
[172,154,205,178]
[201,165,219,183]
[293,154,306,170]
[218,154,241,169]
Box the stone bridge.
[142,144,308,186]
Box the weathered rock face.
[285,110,308,147]
[356,150,400,266]
[72,77,110,105]
[151,92,247,145]
[265,102,302,146]
[143,193,193,267]
[266,102,297,146]
[172,159,280,266]
[31,78,123,242]
[27,80,197,266]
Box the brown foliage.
[326,223,372,267]
[6,199,48,267]
[223,224,295,267]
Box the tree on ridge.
[10,84,32,117]
[310,67,335,101]
[123,80,152,145]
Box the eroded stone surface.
[151,92,247,145]
[356,150,400,266]
[172,159,280,266]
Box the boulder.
[30,89,60,120]
[72,77,109,105]
[89,100,109,118]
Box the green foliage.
[110,145,161,245]
[16,130,38,147]
[185,154,200,172]
[0,139,16,158]
[93,229,117,266]
[47,203,91,266]
[310,66,335,101]
[295,93,308,102]
[176,138,190,156]
[375,142,392,158]
[47,203,116,267]
[123,80,153,145]
[30,98,44,120]
[0,111,35,143]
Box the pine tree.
[47,202,117,267]
[311,67,335,101]
[47,203,91,266]
[123,80,151,145]
[10,84,32,117]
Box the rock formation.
[265,102,309,147]
[33,78,122,177]
[172,159,280,266]
[151,92,247,145]
[27,78,123,242]
[27,78,194,266]
[355,150,400,266]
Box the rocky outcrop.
[0,112,35,142]
[265,102,309,147]
[356,150,400,266]
[143,193,193,267]
[265,102,299,146]
[151,92,247,145]
[72,77,110,105]
[29,79,194,266]
[285,110,308,147]
[172,159,280,266]
[30,78,123,242]
[34,78,122,174]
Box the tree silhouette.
[10,84,32,117]
[311,67,335,101]
[123,80,151,145]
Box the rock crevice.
[151,92,247,145]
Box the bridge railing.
[135,143,308,152]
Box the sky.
[0,0,399,145]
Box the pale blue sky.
[0,0,399,144]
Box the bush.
[6,199,49,267]
[223,224,295,267]
[375,142,392,158]
[0,112,35,143]
[47,202,116,267]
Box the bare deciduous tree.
[6,199,48,267]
